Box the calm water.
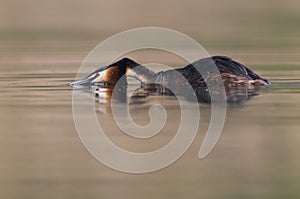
[1,39,300,199]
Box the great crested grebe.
[70,56,270,88]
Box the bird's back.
[174,56,270,86]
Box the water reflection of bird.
[70,56,270,103]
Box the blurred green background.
[1,0,299,48]
[1,0,299,70]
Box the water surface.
[1,39,300,199]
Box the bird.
[70,56,270,89]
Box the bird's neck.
[126,65,157,83]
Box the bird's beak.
[69,71,102,87]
